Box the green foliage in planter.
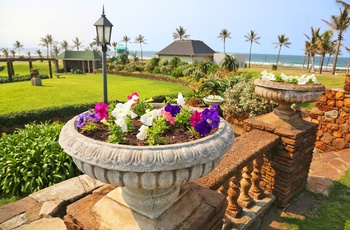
[221,81,277,119]
[0,122,81,195]
[0,103,97,127]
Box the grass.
[283,168,350,229]
[0,63,191,114]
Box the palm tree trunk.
[276,45,282,66]
[319,54,325,74]
[309,55,315,73]
[332,39,342,75]
[248,42,253,68]
[224,39,226,53]
[326,54,332,71]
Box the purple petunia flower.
[76,114,87,129]
[87,112,100,122]
[164,103,181,117]
[194,119,213,135]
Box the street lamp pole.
[94,6,113,104]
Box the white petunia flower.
[177,92,185,106]
[297,75,308,85]
[115,118,128,132]
[136,125,148,140]
[140,109,161,126]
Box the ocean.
[127,51,349,70]
[13,47,349,69]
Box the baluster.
[218,180,229,197]
[226,175,243,218]
[249,154,264,199]
[238,162,254,208]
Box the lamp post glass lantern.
[94,6,113,104]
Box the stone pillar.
[244,115,318,207]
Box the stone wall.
[244,118,318,207]
[308,80,350,152]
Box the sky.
[1,0,349,57]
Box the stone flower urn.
[254,79,325,129]
[59,116,234,219]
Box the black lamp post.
[94,6,113,104]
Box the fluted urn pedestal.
[254,79,325,129]
[59,116,234,223]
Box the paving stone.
[15,218,66,230]
[39,200,63,218]
[329,158,349,171]
[0,213,27,230]
[0,197,37,223]
[29,177,86,202]
[318,151,339,163]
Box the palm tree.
[304,27,320,73]
[72,37,83,51]
[272,34,291,66]
[244,30,261,68]
[217,29,231,53]
[121,35,131,49]
[221,54,239,72]
[2,48,9,58]
[112,42,118,56]
[36,49,43,59]
[13,41,23,57]
[317,30,335,74]
[337,0,350,9]
[60,40,70,51]
[134,34,147,62]
[40,34,53,58]
[323,8,350,75]
[173,26,190,40]
[10,50,16,58]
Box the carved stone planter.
[254,79,325,129]
[59,116,234,219]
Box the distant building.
[157,40,216,63]
[56,51,101,74]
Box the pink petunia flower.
[190,110,202,127]
[94,103,109,120]
[160,109,175,125]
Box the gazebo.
[56,51,101,74]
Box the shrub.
[0,74,49,84]
[171,68,183,78]
[74,69,83,74]
[0,102,97,127]
[0,122,81,195]
[221,81,277,120]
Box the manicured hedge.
[0,74,49,84]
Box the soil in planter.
[81,120,218,146]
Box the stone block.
[345,98,350,108]
[333,131,343,138]
[332,138,349,150]
[336,100,344,108]
[325,110,339,119]
[335,91,344,100]
[326,123,339,131]
[327,100,336,107]
[318,94,328,103]
[339,110,349,118]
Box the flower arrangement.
[76,92,220,146]
[261,70,319,85]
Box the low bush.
[0,122,81,195]
[0,102,97,128]
[0,74,49,84]
[221,81,277,120]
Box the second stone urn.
[254,79,325,129]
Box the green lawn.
[0,73,191,114]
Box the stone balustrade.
[196,129,280,228]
